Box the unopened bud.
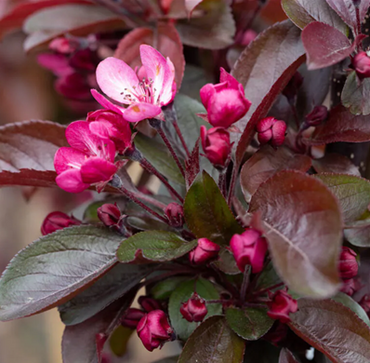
[339,247,358,279]
[41,211,81,235]
[305,105,328,127]
[164,203,184,228]
[121,308,146,329]
[180,292,208,322]
[97,203,121,227]
[189,238,220,265]
[267,289,298,323]
[256,117,287,148]
[138,296,162,312]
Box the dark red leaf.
[249,171,342,298]
[114,23,185,89]
[279,348,299,363]
[0,0,92,39]
[312,153,361,176]
[289,299,370,363]
[231,20,305,165]
[240,146,312,199]
[302,22,354,70]
[305,105,370,145]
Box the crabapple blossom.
[189,238,220,265]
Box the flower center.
[120,77,157,105]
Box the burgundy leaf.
[279,348,299,363]
[312,153,361,176]
[302,22,354,70]
[114,23,185,89]
[249,170,342,298]
[240,145,312,199]
[305,105,370,145]
[289,299,370,363]
[326,0,370,30]
[231,20,305,165]
[0,0,92,39]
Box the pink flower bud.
[340,278,360,296]
[339,247,358,279]
[49,37,78,54]
[189,238,220,265]
[240,29,257,46]
[121,308,146,329]
[137,310,174,351]
[69,49,96,72]
[55,72,92,101]
[256,117,287,147]
[305,105,328,127]
[180,292,208,322]
[352,51,370,79]
[41,211,81,235]
[164,203,184,228]
[200,126,231,168]
[267,289,298,323]
[200,68,251,128]
[97,203,121,227]
[138,296,162,312]
[229,228,268,274]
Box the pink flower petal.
[91,89,127,116]
[123,102,161,123]
[37,53,72,76]
[219,67,240,90]
[56,169,89,193]
[96,57,140,104]
[200,84,215,110]
[80,157,117,184]
[54,147,86,174]
[89,120,112,139]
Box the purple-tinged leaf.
[240,146,311,200]
[302,22,354,70]
[249,171,342,298]
[211,248,240,275]
[281,0,347,33]
[279,348,299,363]
[315,173,370,223]
[59,263,152,326]
[116,231,196,263]
[313,153,361,176]
[305,105,370,145]
[184,171,244,245]
[341,71,370,116]
[232,20,305,165]
[225,307,274,341]
[0,226,122,321]
[178,316,245,363]
[62,291,136,363]
[326,0,370,31]
[289,299,370,363]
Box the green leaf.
[151,276,188,300]
[184,171,244,245]
[281,0,347,33]
[59,263,151,325]
[211,248,240,275]
[134,133,185,185]
[255,262,282,292]
[315,173,370,223]
[116,231,196,263]
[168,278,222,340]
[225,307,274,340]
[109,325,133,357]
[249,171,342,298]
[178,316,245,363]
[289,299,370,363]
[342,71,370,116]
[0,226,122,321]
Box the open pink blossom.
[92,45,176,123]
[54,121,117,193]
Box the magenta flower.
[339,247,358,279]
[86,109,133,153]
[200,68,251,128]
[137,310,174,351]
[92,45,176,123]
[41,211,81,235]
[189,238,220,265]
[180,292,208,323]
[267,289,298,323]
[121,308,146,329]
[230,228,268,274]
[54,121,117,193]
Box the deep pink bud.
[49,37,78,54]
[305,105,328,126]
[256,117,287,147]
[340,278,360,296]
[164,203,184,228]
[230,228,267,274]
[352,51,370,79]
[69,49,96,72]
[267,289,298,323]
[138,296,162,312]
[189,238,220,265]
[137,310,174,351]
[55,72,92,101]
[200,68,251,128]
[41,211,81,235]
[97,203,121,227]
[180,292,208,322]
[200,126,231,168]
[359,295,370,313]
[240,29,257,46]
[339,247,358,279]
[121,308,146,329]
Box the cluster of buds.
[199,68,251,168]
[121,296,174,351]
[339,246,359,296]
[41,211,81,235]
[38,36,98,104]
